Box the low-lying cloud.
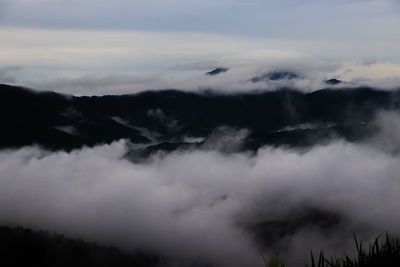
[2,26,400,95]
[2,113,400,266]
[0,65,21,84]
[16,60,400,96]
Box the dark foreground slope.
[1,84,400,154]
[0,226,159,267]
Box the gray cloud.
[364,110,400,154]
[20,59,400,96]
[26,73,162,95]
[2,111,400,266]
[2,0,399,45]
[2,24,399,95]
[2,1,400,93]
[19,59,338,95]
[0,143,260,267]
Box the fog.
[0,66,21,84]
[2,47,400,96]
[12,60,399,96]
[1,111,400,266]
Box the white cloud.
[0,27,307,83]
[1,26,400,95]
[333,62,400,81]
[2,117,400,266]
[0,65,22,84]
[1,26,399,94]
[1,0,400,95]
[19,60,400,95]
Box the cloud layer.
[0,65,21,84]
[2,0,400,43]
[18,60,400,95]
[2,110,400,266]
[1,1,399,96]
[1,25,399,95]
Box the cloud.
[0,142,259,267]
[333,62,400,81]
[2,111,400,266]
[0,27,310,86]
[2,0,400,45]
[27,73,163,95]
[325,62,400,90]
[21,59,400,96]
[2,0,400,96]
[22,68,323,96]
[364,110,400,154]
[0,66,22,84]
[1,26,400,95]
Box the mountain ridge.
[1,83,399,156]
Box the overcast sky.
[1,0,400,94]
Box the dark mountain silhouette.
[251,71,299,83]
[0,226,159,267]
[250,207,342,250]
[206,67,229,76]
[1,83,400,156]
[326,78,343,85]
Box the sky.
[0,0,400,94]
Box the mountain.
[251,71,299,83]
[326,78,343,85]
[2,83,400,267]
[206,67,229,76]
[1,83,400,156]
[0,226,159,267]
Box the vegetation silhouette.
[307,233,400,267]
[0,226,159,267]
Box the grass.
[307,233,400,267]
[2,225,400,267]
[264,233,400,267]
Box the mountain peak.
[326,78,343,85]
[205,67,229,76]
[251,71,299,83]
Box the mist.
[9,59,398,96]
[1,112,400,266]
[0,66,21,84]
